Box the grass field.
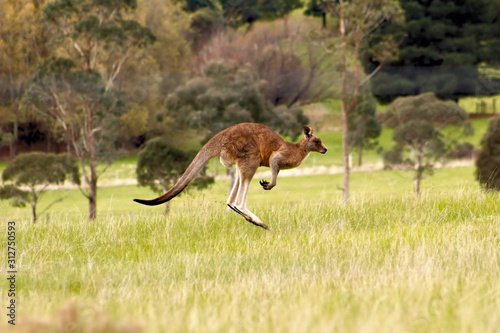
[1,165,499,332]
[0,113,496,332]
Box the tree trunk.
[414,156,422,197]
[88,177,97,220]
[340,3,350,203]
[358,142,363,167]
[88,135,98,220]
[9,108,18,158]
[414,177,420,197]
[322,12,326,29]
[164,201,171,216]
[31,204,37,224]
[342,100,350,203]
[161,182,172,215]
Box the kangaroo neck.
[296,139,310,161]
[282,138,309,165]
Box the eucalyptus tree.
[325,0,401,202]
[381,92,471,196]
[24,0,155,219]
[166,60,308,142]
[0,152,80,223]
[0,0,46,157]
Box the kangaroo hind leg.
[226,166,249,219]
[227,166,239,208]
[227,167,245,216]
[231,163,269,230]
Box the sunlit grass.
[1,167,499,332]
[458,94,500,113]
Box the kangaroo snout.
[321,147,328,154]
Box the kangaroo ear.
[303,126,313,138]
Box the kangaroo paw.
[259,179,274,190]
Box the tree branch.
[106,54,129,91]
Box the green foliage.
[304,0,327,28]
[136,137,214,194]
[189,7,224,47]
[26,0,155,219]
[476,116,500,191]
[180,0,303,48]
[218,0,303,27]
[116,0,192,144]
[0,129,13,148]
[166,60,308,141]
[0,184,30,207]
[0,0,47,157]
[381,92,471,195]
[24,57,128,164]
[348,82,381,162]
[181,0,216,12]
[42,0,156,49]
[2,152,80,186]
[447,142,475,160]
[196,19,336,107]
[304,0,326,17]
[365,0,500,103]
[0,152,80,222]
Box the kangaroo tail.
[133,139,220,206]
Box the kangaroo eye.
[314,140,319,144]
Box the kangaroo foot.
[259,179,274,190]
[227,204,269,230]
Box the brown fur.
[134,123,327,229]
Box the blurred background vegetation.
[0,0,499,219]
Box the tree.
[166,60,308,142]
[304,0,328,28]
[326,0,401,202]
[364,0,500,103]
[0,0,46,158]
[347,81,381,166]
[381,92,471,196]
[219,0,303,27]
[136,137,214,214]
[118,0,193,145]
[179,0,304,48]
[24,0,155,220]
[476,116,500,191]
[196,19,334,108]
[0,152,80,223]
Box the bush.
[447,142,476,160]
[476,116,500,191]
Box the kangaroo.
[134,123,327,229]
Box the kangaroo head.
[303,126,327,154]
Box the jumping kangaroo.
[133,123,327,229]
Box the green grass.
[0,111,496,332]
[1,167,500,332]
[458,94,500,113]
[463,117,490,146]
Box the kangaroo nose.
[323,148,328,154]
